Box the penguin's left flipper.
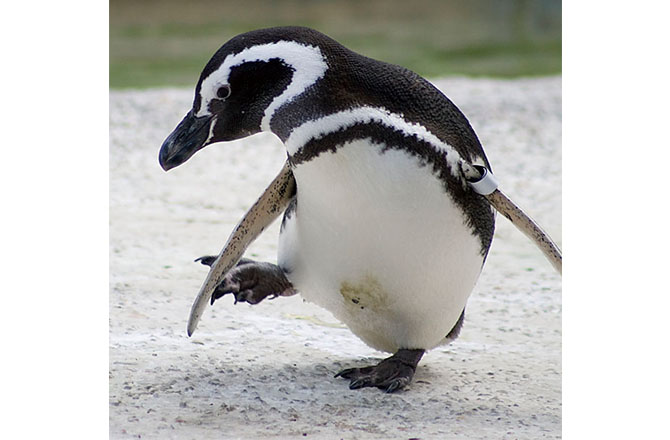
[196,256,296,305]
[335,349,425,393]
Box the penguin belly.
[278,139,485,353]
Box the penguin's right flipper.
[187,161,296,336]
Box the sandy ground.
[110,76,561,439]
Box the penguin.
[159,26,495,393]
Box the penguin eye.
[216,84,231,99]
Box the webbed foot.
[195,256,296,305]
[335,348,425,393]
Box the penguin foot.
[196,256,297,305]
[194,255,218,267]
[335,348,425,393]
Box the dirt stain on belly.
[339,275,389,312]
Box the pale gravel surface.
[110,76,561,439]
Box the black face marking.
[208,98,225,114]
[206,59,294,142]
[290,122,495,255]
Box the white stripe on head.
[285,106,466,177]
[197,41,328,131]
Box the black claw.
[349,378,369,390]
[196,255,217,266]
[334,369,353,379]
[385,380,401,394]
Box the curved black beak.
[159,111,214,171]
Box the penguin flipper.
[335,349,425,393]
[187,161,296,336]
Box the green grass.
[110,0,561,89]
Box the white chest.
[278,139,485,352]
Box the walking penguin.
[159,26,557,392]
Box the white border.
[286,106,467,176]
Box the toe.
[383,377,408,393]
[210,277,241,305]
[385,381,400,393]
[334,368,357,379]
[195,255,217,266]
[235,289,260,304]
[349,377,372,390]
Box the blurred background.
[110,0,561,88]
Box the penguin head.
[159,26,332,171]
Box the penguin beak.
[159,110,214,171]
